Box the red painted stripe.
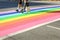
[0,13,60,37]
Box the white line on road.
[0,18,60,40]
[46,25,60,30]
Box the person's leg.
[26,0,30,13]
[23,0,30,13]
[20,0,25,13]
[16,0,23,12]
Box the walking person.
[16,0,23,12]
[16,0,30,13]
[24,0,30,13]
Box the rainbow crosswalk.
[0,6,60,37]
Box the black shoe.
[20,9,24,13]
[16,9,19,12]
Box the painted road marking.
[0,18,60,40]
[46,25,60,30]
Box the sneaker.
[16,9,19,12]
[20,9,24,13]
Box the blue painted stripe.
[0,6,60,16]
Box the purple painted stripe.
[0,5,60,14]
[0,7,41,14]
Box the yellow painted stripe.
[0,13,48,23]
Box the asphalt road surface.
[0,1,60,40]
[0,1,60,11]
[4,20,60,40]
